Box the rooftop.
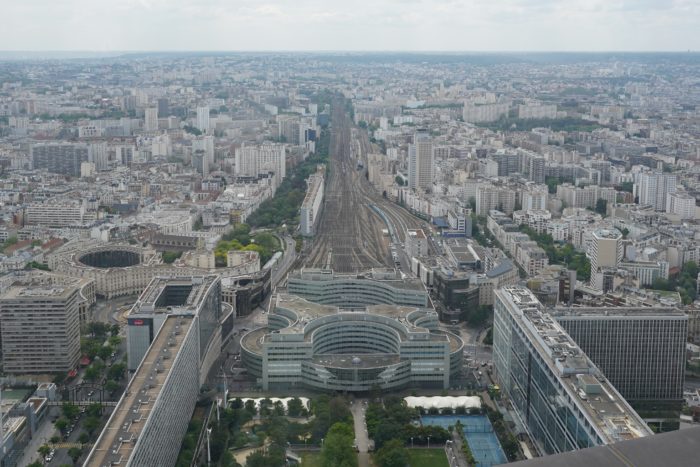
[301,170,324,209]
[132,275,219,316]
[87,316,192,467]
[1,282,76,300]
[312,354,402,369]
[289,268,425,292]
[593,228,622,240]
[552,306,686,319]
[498,286,652,444]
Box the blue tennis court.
[421,415,508,467]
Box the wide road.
[304,100,432,272]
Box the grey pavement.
[16,409,60,467]
[449,430,469,467]
[350,399,371,467]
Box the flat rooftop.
[132,275,219,315]
[241,293,460,354]
[86,316,193,467]
[444,238,481,264]
[498,286,652,444]
[241,327,268,354]
[301,172,323,209]
[313,354,402,369]
[407,229,426,239]
[552,306,687,319]
[593,228,622,240]
[289,268,425,292]
[1,283,76,300]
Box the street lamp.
[206,426,212,467]
[427,436,431,449]
[410,437,413,448]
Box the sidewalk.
[448,430,469,467]
[16,412,59,467]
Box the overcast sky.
[3,0,699,52]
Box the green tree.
[62,403,79,420]
[38,444,51,460]
[375,439,409,467]
[287,397,306,417]
[321,423,357,467]
[53,372,67,385]
[68,446,82,465]
[108,362,126,380]
[97,345,113,362]
[28,462,43,467]
[78,432,90,444]
[183,125,202,136]
[88,322,111,337]
[105,380,120,393]
[84,365,101,382]
[395,175,404,186]
[245,451,277,467]
[84,416,101,434]
[162,251,182,263]
[87,403,102,418]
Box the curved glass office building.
[242,269,463,392]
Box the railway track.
[302,100,433,273]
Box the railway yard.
[302,101,433,272]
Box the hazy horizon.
[3,0,699,53]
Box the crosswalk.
[49,442,93,449]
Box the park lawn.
[302,452,364,466]
[301,452,322,466]
[407,448,450,467]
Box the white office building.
[408,130,434,191]
[493,286,652,456]
[635,172,677,211]
[588,228,622,275]
[300,168,324,237]
[405,229,428,258]
[196,106,210,133]
[235,143,286,180]
[144,107,158,132]
[666,192,695,219]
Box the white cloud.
[1,0,698,51]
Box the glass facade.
[242,305,462,392]
[557,314,687,403]
[493,288,651,456]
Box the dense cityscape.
[0,51,698,467]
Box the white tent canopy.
[404,396,482,410]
